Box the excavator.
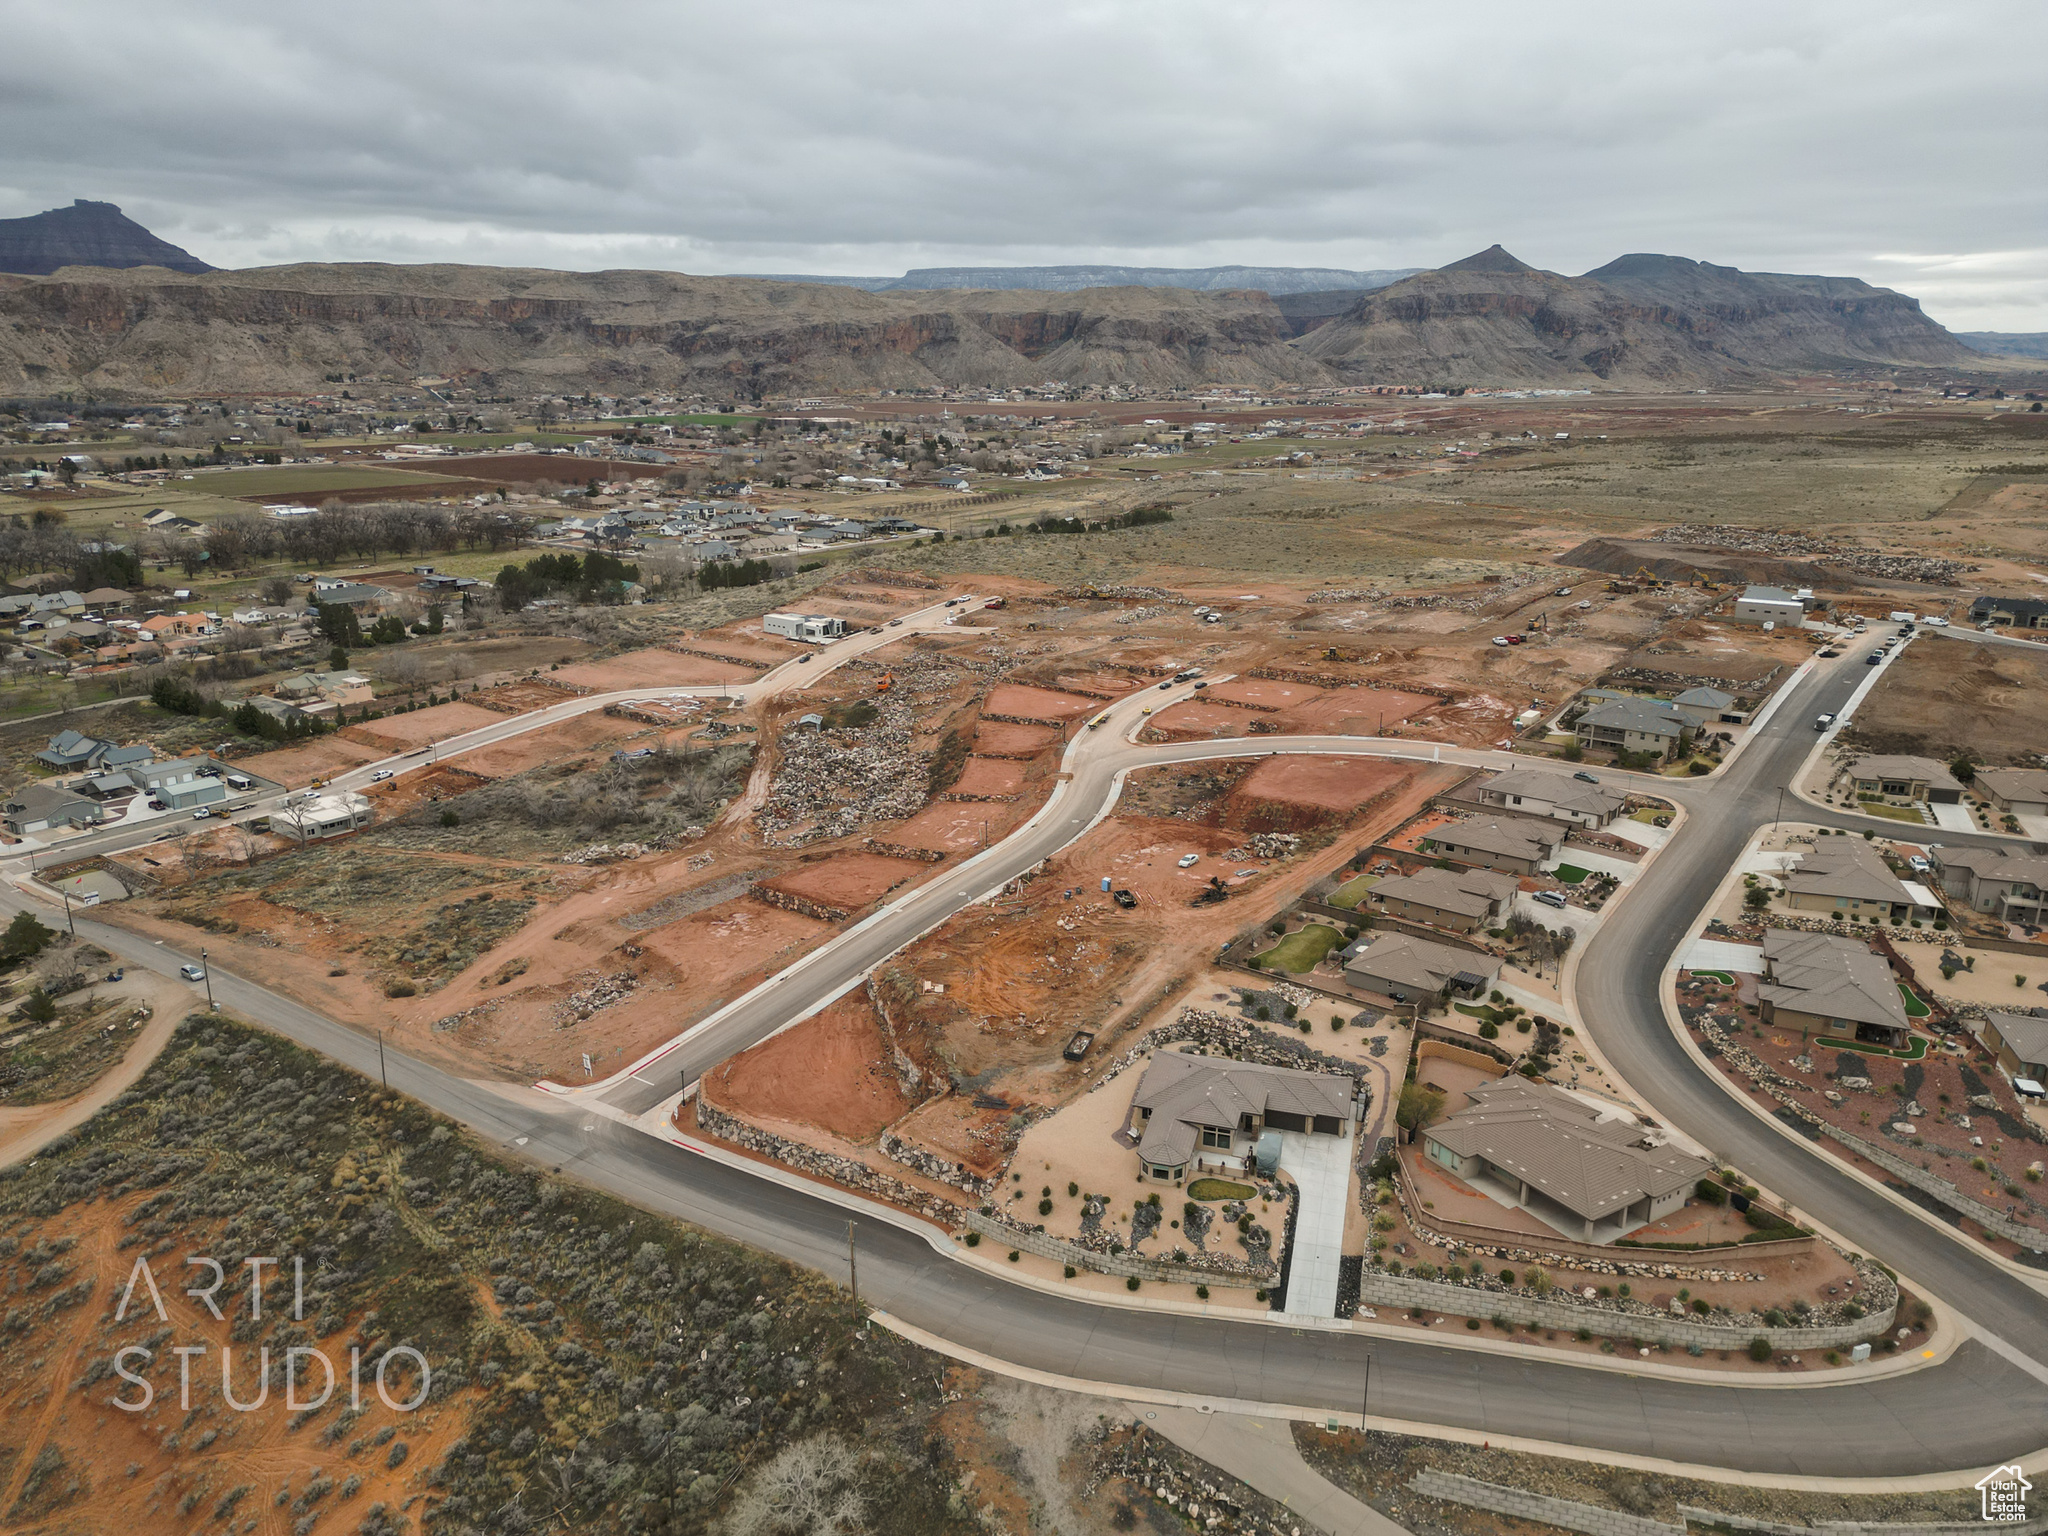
[874,672,894,692]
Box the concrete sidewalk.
[1132,1404,1410,1536]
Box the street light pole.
[847,1220,859,1322]
[60,889,74,938]
[378,1030,387,1089]
[201,947,216,1010]
[1362,1353,1372,1438]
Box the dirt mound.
[703,991,915,1142]
[1223,755,1425,830]
[1556,536,1841,591]
[757,851,926,911]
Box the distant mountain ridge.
[1958,332,2048,360]
[0,200,212,275]
[0,219,1994,393]
[740,262,1422,294]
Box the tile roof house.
[1757,930,1913,1049]
[1842,755,1965,806]
[1420,816,1563,875]
[1974,768,2048,819]
[1420,1077,1713,1242]
[1125,1050,1356,1181]
[1574,696,1687,761]
[1368,866,1520,932]
[1340,931,1502,1003]
[1932,845,2048,928]
[1982,1011,2048,1084]
[1473,769,1628,827]
[1780,837,1923,922]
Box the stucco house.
[1574,696,1686,761]
[1473,768,1628,827]
[1367,866,1519,932]
[1756,930,1913,1049]
[1124,1051,1356,1183]
[1420,816,1563,876]
[1841,755,1964,806]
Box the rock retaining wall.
[670,645,772,670]
[861,837,947,863]
[692,1097,962,1224]
[748,883,849,923]
[960,1210,1274,1288]
[878,1128,995,1200]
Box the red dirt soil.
[973,720,1059,754]
[552,646,758,690]
[237,735,382,786]
[1230,754,1421,815]
[886,801,1003,854]
[949,758,1028,797]
[341,701,508,752]
[983,684,1096,720]
[759,851,927,909]
[450,712,632,777]
[703,991,913,1141]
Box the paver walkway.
[1279,1127,1354,1318]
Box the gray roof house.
[1368,866,1520,932]
[1974,768,2048,819]
[1420,1077,1713,1242]
[1982,1011,2048,1083]
[1421,816,1563,875]
[1341,931,1503,1003]
[1932,845,2048,927]
[2,782,105,835]
[1473,768,1628,827]
[1574,697,1687,761]
[1757,930,1912,1049]
[1780,837,1923,921]
[1843,755,1965,805]
[1672,686,1741,726]
[35,730,113,770]
[1125,1050,1356,1181]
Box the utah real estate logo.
[1976,1465,2030,1524]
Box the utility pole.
[378,1030,388,1089]
[60,888,74,938]
[847,1220,859,1321]
[201,947,216,1010]
[1362,1353,1372,1438]
[1774,785,1786,830]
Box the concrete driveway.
[1278,1127,1356,1319]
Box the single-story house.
[1574,696,1687,761]
[1982,1011,2048,1084]
[1419,1077,1714,1243]
[1672,686,1742,726]
[1368,866,1520,932]
[1472,768,1628,827]
[134,757,228,811]
[1731,585,1807,627]
[80,770,140,798]
[1842,755,1965,806]
[248,695,316,726]
[79,587,134,614]
[102,743,155,771]
[1125,1050,1355,1183]
[1969,594,2048,631]
[1931,845,2048,928]
[1420,816,1563,876]
[309,581,392,610]
[1974,768,2048,819]
[1756,930,1913,1049]
[1780,837,1923,922]
[272,792,373,842]
[1,782,106,835]
[1341,931,1502,1004]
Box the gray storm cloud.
[1,0,2041,328]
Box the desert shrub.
[1748,1337,1773,1363]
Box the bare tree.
[723,1436,866,1536]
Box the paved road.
[16,636,2048,1475]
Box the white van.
[225,773,253,791]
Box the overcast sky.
[4,0,2043,329]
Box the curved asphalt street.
[12,633,2048,1477]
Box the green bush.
[1748,1337,1773,1363]
[1037,1199,1052,1216]
[1007,1251,1019,1263]
[1126,1277,1140,1292]
[964,1231,980,1248]
[1063,1265,1076,1278]
[1195,1285,1209,1300]
[1694,1178,1726,1205]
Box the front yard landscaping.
[1187,1177,1257,1202]
[1817,1034,1929,1061]
[1551,864,1591,884]
[1898,982,1930,1018]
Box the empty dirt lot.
[1845,635,2048,763]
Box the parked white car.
[1177,853,1200,868]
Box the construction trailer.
[764,612,846,642]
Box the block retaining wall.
[1410,1470,1681,1536]
[1357,1270,1893,1351]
